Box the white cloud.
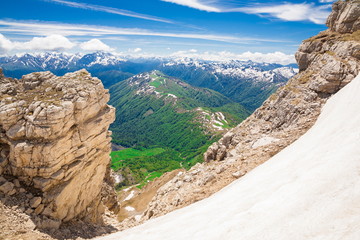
[0,34,75,54]
[235,3,331,24]
[80,39,113,51]
[170,50,296,65]
[161,0,221,12]
[236,51,296,65]
[18,34,75,51]
[47,0,173,24]
[127,48,142,53]
[0,34,14,54]
[319,0,336,3]
[0,20,285,44]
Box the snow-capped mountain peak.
[163,58,298,83]
[0,51,126,70]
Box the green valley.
[109,71,250,187]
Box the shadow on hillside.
[0,178,119,240]
[40,220,118,240]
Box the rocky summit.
[117,0,360,226]
[0,69,117,228]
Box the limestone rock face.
[327,0,360,34]
[0,69,115,225]
[129,0,360,224]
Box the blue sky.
[0,0,336,64]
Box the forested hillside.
[109,71,249,187]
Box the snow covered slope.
[97,73,360,240]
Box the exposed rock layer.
[0,69,116,226]
[125,0,360,224]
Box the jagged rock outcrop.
[0,69,117,228]
[125,0,360,224]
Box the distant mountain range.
[0,51,298,111]
[0,52,297,81]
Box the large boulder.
[0,69,115,225]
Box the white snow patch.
[213,120,223,126]
[167,93,177,99]
[212,124,223,130]
[252,136,279,149]
[114,174,124,184]
[215,112,227,123]
[124,190,135,201]
[134,215,142,222]
[97,75,360,239]
[125,206,135,212]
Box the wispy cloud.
[127,47,143,53]
[45,0,174,24]
[161,0,331,24]
[234,3,331,25]
[0,19,286,44]
[162,0,221,12]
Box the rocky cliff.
[122,0,360,225]
[0,69,117,229]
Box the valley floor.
[96,74,360,240]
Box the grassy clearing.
[111,147,184,188]
[341,30,360,41]
[304,30,360,43]
[136,171,163,189]
[221,120,231,129]
[111,148,165,170]
[149,80,162,88]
